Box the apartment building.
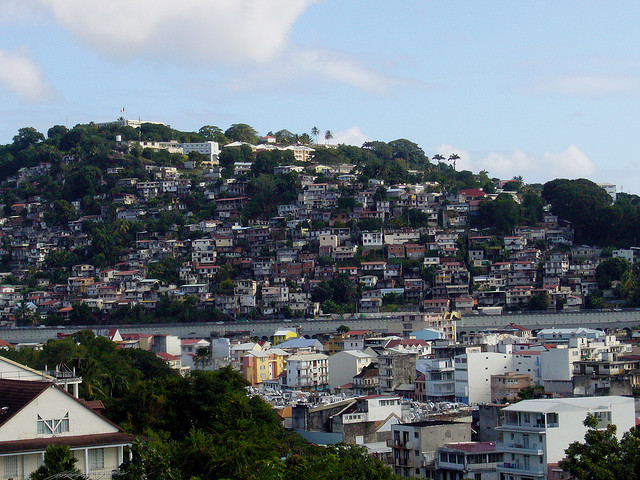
[497,396,635,480]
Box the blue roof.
[277,338,322,349]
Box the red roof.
[459,189,487,198]
[156,352,179,361]
[344,330,370,336]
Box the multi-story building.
[327,350,374,391]
[490,372,531,402]
[285,353,329,390]
[455,352,512,404]
[391,421,472,478]
[378,351,418,395]
[435,442,502,480]
[242,348,289,386]
[497,396,635,480]
[419,358,455,403]
[181,141,220,164]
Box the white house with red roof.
[0,378,135,479]
[180,338,211,355]
[156,352,189,376]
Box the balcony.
[497,442,544,455]
[497,463,545,477]
[497,423,546,433]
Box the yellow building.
[242,349,289,386]
[324,334,344,355]
[273,329,297,346]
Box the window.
[4,456,18,479]
[89,448,104,471]
[37,413,69,434]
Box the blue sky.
[2,1,640,192]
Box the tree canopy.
[559,414,640,480]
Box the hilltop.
[1,119,640,326]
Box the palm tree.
[324,130,333,145]
[432,153,445,163]
[448,153,460,172]
[311,126,320,144]
[194,346,211,370]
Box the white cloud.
[30,0,395,93]
[37,0,314,64]
[332,126,368,146]
[291,48,394,94]
[0,49,55,102]
[433,144,597,183]
[0,1,43,22]
[532,74,640,96]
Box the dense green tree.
[46,199,78,226]
[224,123,259,144]
[12,127,45,152]
[47,124,69,141]
[30,445,85,480]
[475,194,521,233]
[198,125,227,144]
[528,291,549,311]
[559,414,640,480]
[595,257,630,290]
[388,138,429,169]
[542,179,617,245]
[521,190,544,225]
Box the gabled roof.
[0,379,50,428]
[156,352,179,361]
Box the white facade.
[362,231,383,247]
[286,353,329,389]
[497,396,635,479]
[418,358,455,401]
[455,352,512,404]
[327,350,373,390]
[540,346,580,382]
[343,395,403,424]
[182,141,220,164]
[512,352,542,385]
[0,379,133,480]
[597,182,617,202]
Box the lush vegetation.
[559,414,640,480]
[5,332,399,480]
[543,179,640,247]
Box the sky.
[1,1,640,193]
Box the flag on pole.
[120,107,125,113]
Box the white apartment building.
[286,353,329,390]
[327,350,374,390]
[182,141,220,164]
[497,396,635,480]
[418,358,455,402]
[455,352,512,405]
[362,231,384,248]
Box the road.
[1,309,639,344]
